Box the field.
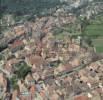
[92,38,103,53]
[84,14,103,53]
[84,24,103,37]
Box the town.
[0,0,103,100]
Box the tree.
[80,17,90,33]
[10,75,18,90]
[14,61,31,79]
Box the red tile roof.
[26,55,45,66]
[30,85,36,95]
[74,95,89,100]
[96,88,103,94]
[10,40,24,49]
[63,63,73,71]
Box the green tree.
[14,62,31,79]
[10,75,18,90]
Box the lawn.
[92,38,103,53]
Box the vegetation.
[9,62,31,91]
[0,54,4,60]
[14,61,31,79]
[0,43,8,52]
[0,0,62,34]
[92,38,103,53]
[10,75,18,90]
[84,24,103,37]
[83,14,103,53]
[9,61,31,90]
[53,22,81,40]
[80,17,90,33]
[1,0,61,16]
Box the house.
[39,89,46,100]
[74,95,89,100]
[32,72,40,82]
[41,68,54,80]
[54,63,73,75]
[89,63,99,70]
[69,58,80,67]
[35,46,43,56]
[0,73,7,97]
[12,90,20,100]
[68,44,80,52]
[25,55,45,67]
[25,74,35,86]
[29,84,37,100]
[14,49,31,59]
[14,25,26,36]
[63,63,73,72]
[50,92,59,100]
[5,58,18,66]
[4,58,19,75]
[54,64,64,75]
[18,80,31,99]
[24,42,36,53]
[9,40,24,53]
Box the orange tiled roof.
[11,40,24,49]
[74,95,89,100]
[63,63,73,71]
[26,55,45,66]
